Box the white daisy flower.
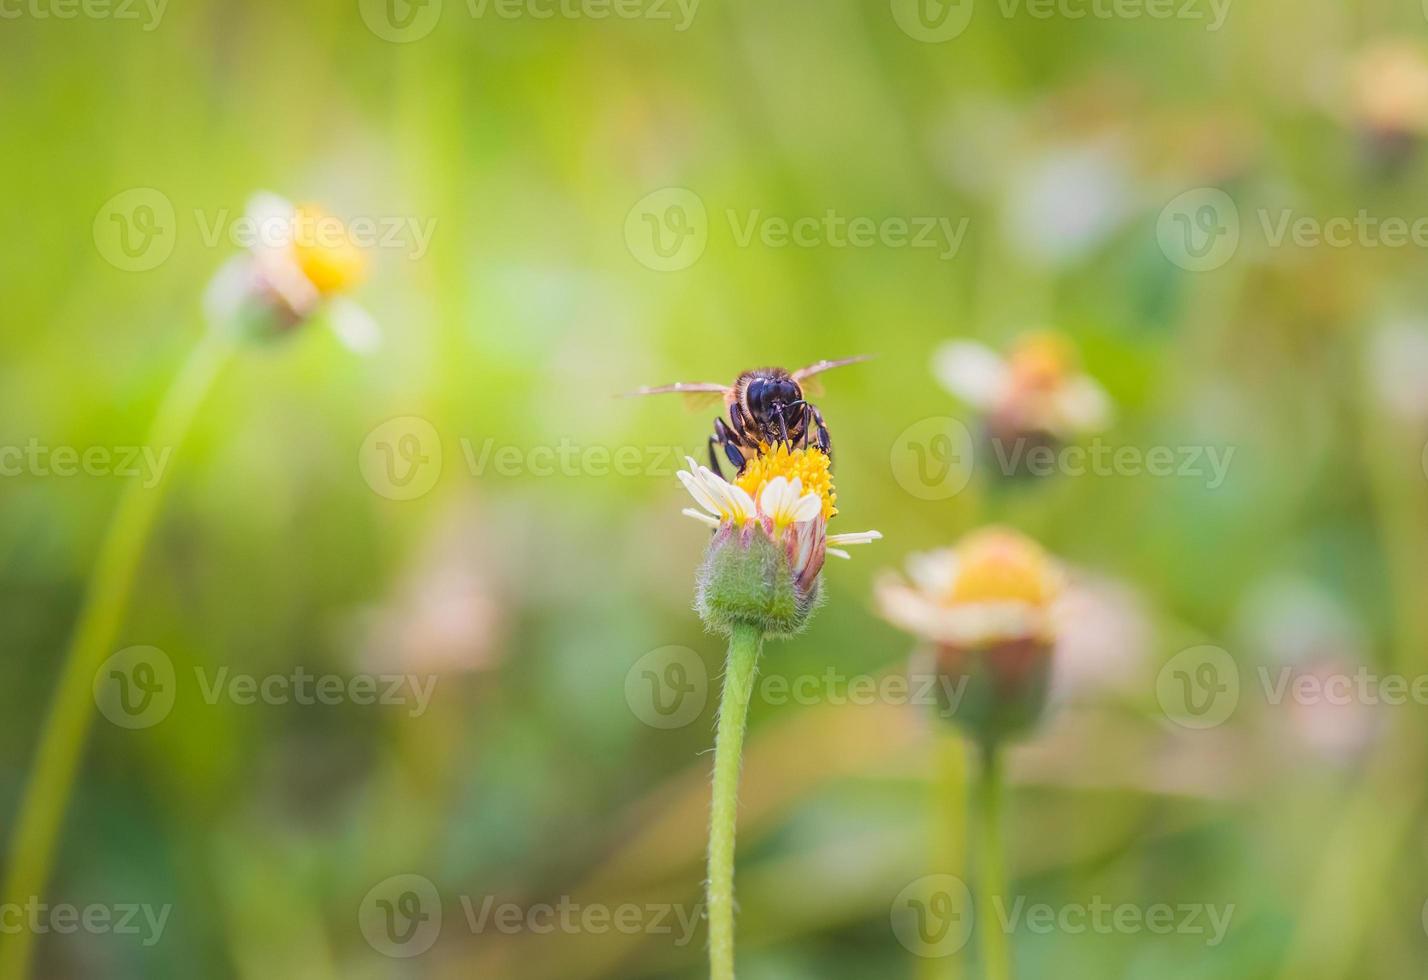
[676,448,880,631]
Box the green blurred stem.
[1273,399,1428,980]
[922,730,968,980]
[0,330,233,980]
[976,744,1011,980]
[706,623,763,980]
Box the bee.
[628,356,870,479]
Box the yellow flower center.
[736,445,838,521]
[291,204,369,296]
[946,528,1058,607]
[1007,331,1075,394]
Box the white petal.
[827,529,881,545]
[827,548,852,559]
[875,576,944,633]
[697,468,739,513]
[202,255,253,326]
[678,470,724,517]
[1055,375,1113,432]
[725,481,757,522]
[906,549,958,596]
[327,298,381,354]
[759,476,793,521]
[932,340,1008,408]
[245,191,295,230]
[681,508,720,528]
[790,493,823,523]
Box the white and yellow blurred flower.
[877,527,1064,649]
[204,192,380,352]
[933,331,1111,443]
[877,527,1064,742]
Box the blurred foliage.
[5,0,1428,977]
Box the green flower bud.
[696,524,823,639]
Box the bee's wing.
[621,381,732,411]
[791,354,872,395]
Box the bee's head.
[747,376,806,433]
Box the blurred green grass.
[5,0,1428,976]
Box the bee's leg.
[712,417,746,476]
[729,402,755,449]
[706,431,726,480]
[809,405,832,460]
